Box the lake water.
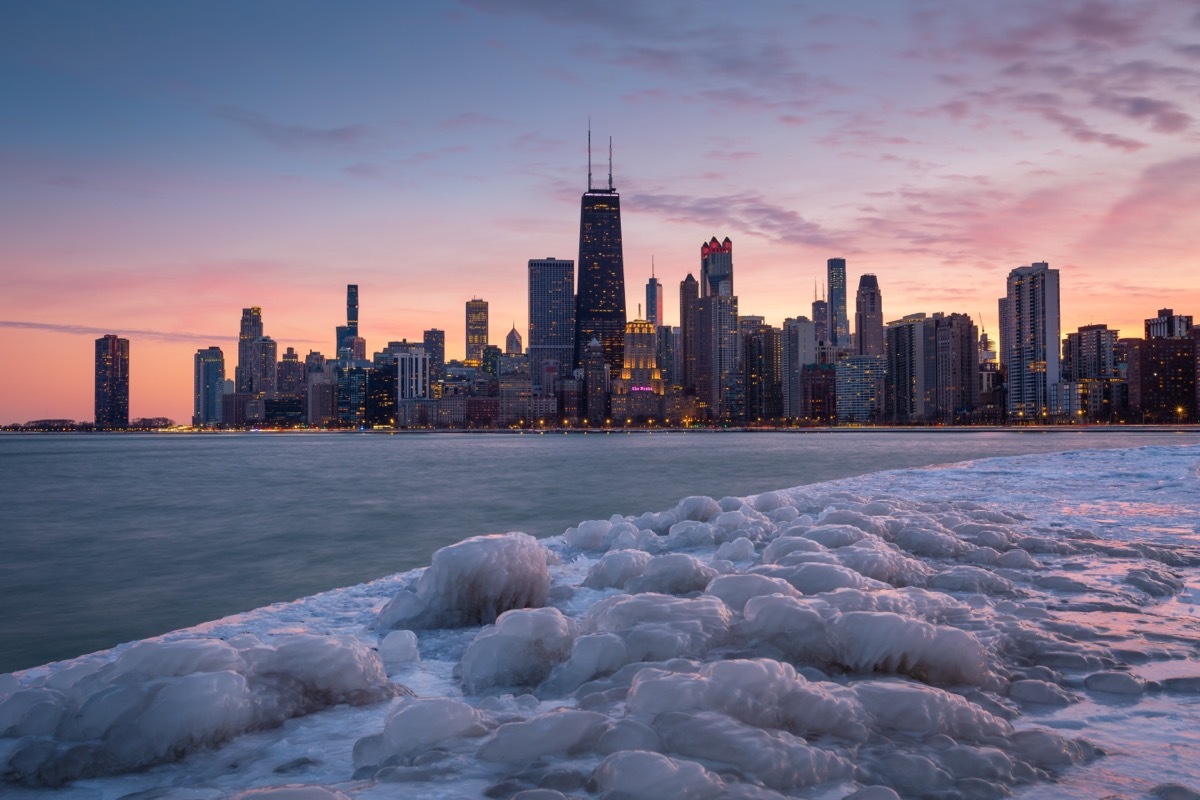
[1,428,1195,674]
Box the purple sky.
[2,0,1198,423]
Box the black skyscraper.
[574,134,626,372]
[95,334,129,429]
[336,284,359,356]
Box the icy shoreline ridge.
[3,446,1200,799]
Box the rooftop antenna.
[813,280,818,302]
[587,120,592,191]
[608,135,613,190]
[652,255,656,278]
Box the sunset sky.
[2,0,1199,424]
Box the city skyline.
[3,1,1200,424]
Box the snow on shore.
[3,445,1199,799]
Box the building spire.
[587,121,592,191]
[608,135,613,190]
[652,255,656,278]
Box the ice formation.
[374,532,551,630]
[3,444,1200,800]
[0,635,397,786]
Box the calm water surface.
[1,428,1195,673]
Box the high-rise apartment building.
[827,258,848,347]
[700,237,734,297]
[934,313,979,421]
[1127,337,1196,422]
[193,346,225,427]
[250,336,279,397]
[1062,324,1118,381]
[465,298,488,363]
[1059,323,1123,421]
[742,321,783,421]
[235,306,263,392]
[1146,309,1194,339]
[655,326,678,387]
[573,133,626,373]
[583,338,609,423]
[836,355,883,423]
[423,328,445,383]
[684,238,739,418]
[679,273,700,391]
[396,348,432,401]
[884,312,979,424]
[884,313,937,424]
[999,262,1061,419]
[498,355,532,426]
[276,346,306,399]
[95,334,129,429]
[782,317,819,418]
[692,294,739,418]
[528,258,574,394]
[646,273,663,327]
[855,274,884,356]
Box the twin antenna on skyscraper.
[587,123,613,192]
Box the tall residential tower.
[193,346,225,426]
[855,274,884,356]
[827,258,848,347]
[95,334,130,429]
[235,306,263,392]
[528,257,575,394]
[465,298,489,364]
[999,262,1061,419]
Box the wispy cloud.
[0,320,231,343]
[631,191,842,249]
[216,107,371,151]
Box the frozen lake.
[0,428,1196,673]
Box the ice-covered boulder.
[627,658,867,740]
[380,697,486,758]
[653,710,854,789]
[379,630,420,669]
[460,607,576,694]
[541,633,631,695]
[582,593,732,662]
[673,495,722,522]
[375,532,551,629]
[476,709,607,763]
[854,680,1011,740]
[582,549,653,590]
[829,611,991,685]
[665,519,716,550]
[625,553,717,595]
[715,536,757,562]
[705,573,799,612]
[591,750,729,800]
[1,635,396,787]
[739,594,835,663]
